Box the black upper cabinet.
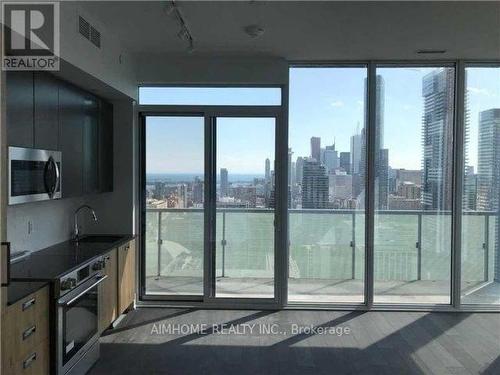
[59,82,84,198]
[98,100,114,193]
[34,72,60,150]
[6,72,34,148]
[83,94,100,194]
[7,72,114,197]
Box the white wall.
[7,197,85,255]
[136,55,288,85]
[59,2,137,99]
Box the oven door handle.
[59,275,108,307]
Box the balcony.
[144,208,499,304]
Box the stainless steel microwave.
[8,147,62,205]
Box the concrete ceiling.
[83,1,500,60]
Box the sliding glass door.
[214,117,277,299]
[142,111,281,304]
[143,116,205,297]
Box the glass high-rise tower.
[421,68,455,210]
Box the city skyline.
[145,67,499,214]
[146,67,498,175]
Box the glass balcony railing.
[144,208,498,303]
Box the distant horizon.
[147,172,265,183]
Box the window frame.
[136,63,500,312]
[138,84,288,310]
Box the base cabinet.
[98,239,135,334]
[98,249,118,333]
[118,240,136,314]
[1,286,50,375]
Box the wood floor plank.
[89,308,500,375]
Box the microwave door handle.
[44,156,59,198]
[52,157,60,196]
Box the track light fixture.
[164,0,195,53]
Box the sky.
[144,67,499,175]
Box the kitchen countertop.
[10,234,135,282]
[6,281,49,306]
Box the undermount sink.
[76,235,124,244]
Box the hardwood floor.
[89,308,500,375]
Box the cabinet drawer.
[2,339,49,375]
[4,286,49,342]
[2,286,49,371]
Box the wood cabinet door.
[99,249,117,333]
[6,72,34,147]
[118,240,135,314]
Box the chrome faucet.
[73,205,98,241]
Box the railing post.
[221,210,226,278]
[156,211,162,279]
[417,212,422,281]
[484,214,489,282]
[351,212,356,279]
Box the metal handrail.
[146,207,496,215]
[146,208,496,281]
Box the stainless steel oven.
[8,146,61,205]
[57,270,107,375]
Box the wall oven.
[8,146,61,205]
[56,261,107,375]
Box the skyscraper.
[311,137,321,162]
[265,158,271,183]
[350,127,363,198]
[329,172,353,201]
[421,68,455,210]
[177,184,188,208]
[296,157,304,185]
[288,148,294,186]
[339,152,351,174]
[359,75,387,207]
[192,176,204,204]
[463,166,477,211]
[220,168,229,197]
[376,148,389,209]
[302,159,329,209]
[477,108,500,211]
[323,144,338,172]
[350,126,362,174]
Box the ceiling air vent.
[90,27,101,48]
[78,15,101,49]
[79,16,90,40]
